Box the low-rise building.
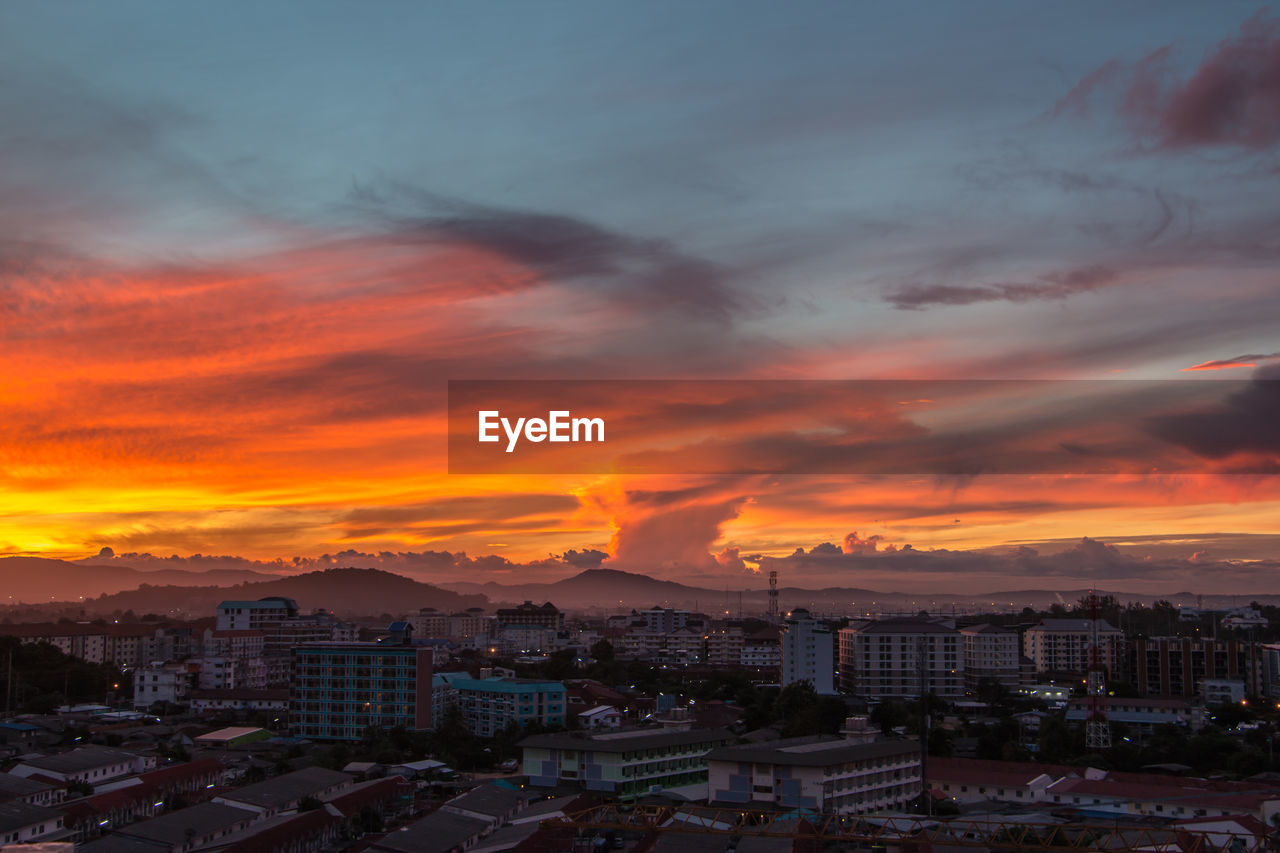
[10,747,153,786]
[212,767,353,817]
[0,801,70,845]
[707,736,921,814]
[1064,696,1206,732]
[521,728,734,800]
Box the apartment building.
[781,609,835,694]
[1022,618,1122,675]
[442,675,566,738]
[839,619,963,699]
[960,623,1021,693]
[216,597,300,631]
[495,601,564,632]
[704,626,745,665]
[521,728,733,800]
[290,630,434,741]
[638,608,691,633]
[1128,637,1256,698]
[707,736,921,814]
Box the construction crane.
[767,570,779,622]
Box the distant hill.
[439,569,1280,613]
[0,556,277,604]
[446,568,721,610]
[1,567,489,619]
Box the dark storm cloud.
[1054,12,1280,150]
[350,182,747,323]
[1145,367,1280,458]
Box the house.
[578,705,622,730]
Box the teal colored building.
[441,675,566,738]
[291,629,433,741]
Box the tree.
[590,639,615,664]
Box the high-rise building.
[838,619,963,699]
[781,608,835,694]
[1128,637,1257,698]
[1023,618,1122,675]
[960,624,1021,693]
[290,623,433,741]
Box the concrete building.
[1064,696,1206,732]
[1128,637,1256,699]
[1202,678,1246,705]
[960,623,1021,693]
[0,801,70,845]
[521,728,734,800]
[132,661,195,710]
[10,747,153,785]
[707,736,921,814]
[839,619,963,699]
[216,597,299,631]
[704,626,745,665]
[290,628,434,741]
[741,628,781,669]
[1023,618,1122,675]
[781,609,835,694]
[639,607,691,633]
[444,675,566,738]
[495,601,564,632]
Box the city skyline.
[3,3,1279,595]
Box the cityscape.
[4,1,1280,852]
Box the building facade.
[839,619,963,699]
[781,609,835,694]
[290,635,434,741]
[1022,618,1122,675]
[521,728,733,800]
[707,736,921,814]
[960,624,1021,693]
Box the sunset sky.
[2,2,1279,594]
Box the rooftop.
[444,783,528,819]
[0,800,64,833]
[370,811,489,853]
[20,746,140,774]
[707,736,919,767]
[115,802,257,845]
[216,766,351,809]
[854,619,958,635]
[522,727,733,754]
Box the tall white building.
[1022,618,1122,675]
[838,619,963,699]
[960,623,1022,692]
[781,608,835,694]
